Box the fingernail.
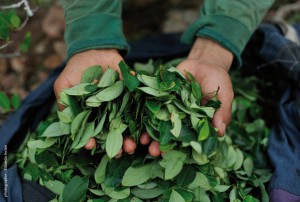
[222,123,227,135]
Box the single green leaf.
[0,92,10,111]
[63,83,90,96]
[86,95,102,107]
[138,87,169,97]
[137,182,157,189]
[122,163,152,186]
[85,84,98,92]
[213,185,231,192]
[158,121,173,145]
[229,187,238,202]
[176,125,197,142]
[159,150,186,179]
[245,119,265,133]
[119,60,140,91]
[41,122,63,137]
[19,32,31,53]
[166,67,186,80]
[109,117,127,132]
[174,189,194,202]
[190,103,215,119]
[98,68,118,88]
[169,189,185,202]
[106,129,123,158]
[233,148,244,170]
[105,156,132,187]
[89,189,105,196]
[60,121,70,134]
[173,100,205,118]
[57,107,74,123]
[243,157,254,177]
[71,111,90,135]
[44,180,65,195]
[11,94,21,109]
[73,122,95,149]
[146,100,161,114]
[131,187,165,200]
[159,142,177,152]
[186,71,195,82]
[192,150,209,165]
[81,65,102,83]
[62,176,89,202]
[214,167,226,179]
[27,138,56,149]
[9,13,21,28]
[224,145,237,168]
[94,112,107,136]
[175,164,197,187]
[198,118,210,141]
[193,187,210,202]
[202,135,218,155]
[259,181,269,202]
[190,141,202,154]
[156,108,170,121]
[96,80,124,102]
[134,59,157,75]
[191,82,202,100]
[137,74,159,90]
[94,154,109,184]
[149,162,164,179]
[170,112,181,138]
[191,172,211,190]
[116,91,130,117]
[243,195,259,202]
[58,91,70,106]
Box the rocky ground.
[0,0,298,121]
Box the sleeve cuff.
[181,15,252,68]
[65,13,130,60]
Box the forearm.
[182,0,275,67]
[60,0,129,60]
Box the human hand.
[177,37,234,136]
[54,49,123,109]
[54,49,161,157]
[54,49,124,151]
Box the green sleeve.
[181,0,275,67]
[60,0,129,60]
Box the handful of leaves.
[11,60,271,202]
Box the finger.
[84,137,96,150]
[54,77,71,111]
[139,132,152,145]
[123,136,137,154]
[149,141,161,157]
[115,148,123,158]
[212,89,233,136]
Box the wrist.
[71,49,120,59]
[188,37,233,71]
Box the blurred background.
[0,0,299,121]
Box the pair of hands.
[54,38,234,157]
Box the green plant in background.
[3,59,273,202]
[0,0,34,55]
[0,92,21,113]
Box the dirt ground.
[0,0,298,118]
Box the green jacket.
[61,0,274,67]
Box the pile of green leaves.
[8,60,271,202]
